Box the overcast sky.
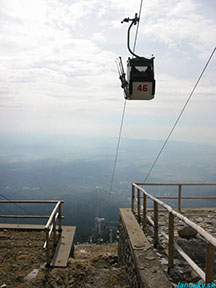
[0,0,216,145]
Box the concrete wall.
[118,208,172,288]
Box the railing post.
[45,228,50,266]
[168,212,174,275]
[154,201,158,248]
[143,193,147,230]
[137,189,141,223]
[137,188,141,223]
[178,185,182,212]
[53,218,57,246]
[58,202,62,231]
[206,243,215,284]
[131,184,135,213]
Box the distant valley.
[0,133,216,241]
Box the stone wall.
[118,208,172,288]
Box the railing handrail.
[133,183,216,247]
[136,183,216,186]
[45,201,62,229]
[134,182,216,212]
[0,215,49,219]
[0,199,64,266]
[0,200,60,204]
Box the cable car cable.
[132,0,144,54]
[0,193,33,215]
[109,1,144,197]
[109,99,127,197]
[0,200,15,215]
[143,46,216,183]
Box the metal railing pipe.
[168,212,174,274]
[178,185,182,212]
[0,215,49,219]
[137,188,141,222]
[135,183,216,186]
[45,201,62,229]
[58,203,62,231]
[0,200,60,204]
[206,244,215,283]
[132,183,216,248]
[143,194,147,230]
[131,184,135,213]
[153,201,158,248]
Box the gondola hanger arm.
[121,13,143,58]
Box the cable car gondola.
[117,13,156,100]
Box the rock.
[177,267,184,274]
[204,221,213,225]
[0,233,8,239]
[145,256,155,261]
[190,270,201,282]
[183,266,192,275]
[160,258,168,265]
[16,273,25,283]
[178,226,197,238]
[24,269,39,281]
[175,259,185,267]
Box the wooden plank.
[0,224,44,230]
[50,226,76,268]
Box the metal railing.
[0,200,63,266]
[133,183,216,213]
[131,183,216,284]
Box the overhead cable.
[109,99,127,197]
[109,0,144,196]
[144,46,216,183]
[0,193,32,215]
[133,0,144,53]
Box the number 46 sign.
[137,84,148,92]
[132,82,153,100]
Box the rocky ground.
[1,208,216,287]
[144,208,216,285]
[0,230,46,288]
[0,231,129,288]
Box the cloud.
[0,0,215,145]
[138,0,216,58]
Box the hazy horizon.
[0,0,216,241]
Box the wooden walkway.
[50,226,76,267]
[0,223,44,230]
[0,224,76,268]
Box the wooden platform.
[50,226,76,268]
[0,224,76,268]
[0,224,44,230]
